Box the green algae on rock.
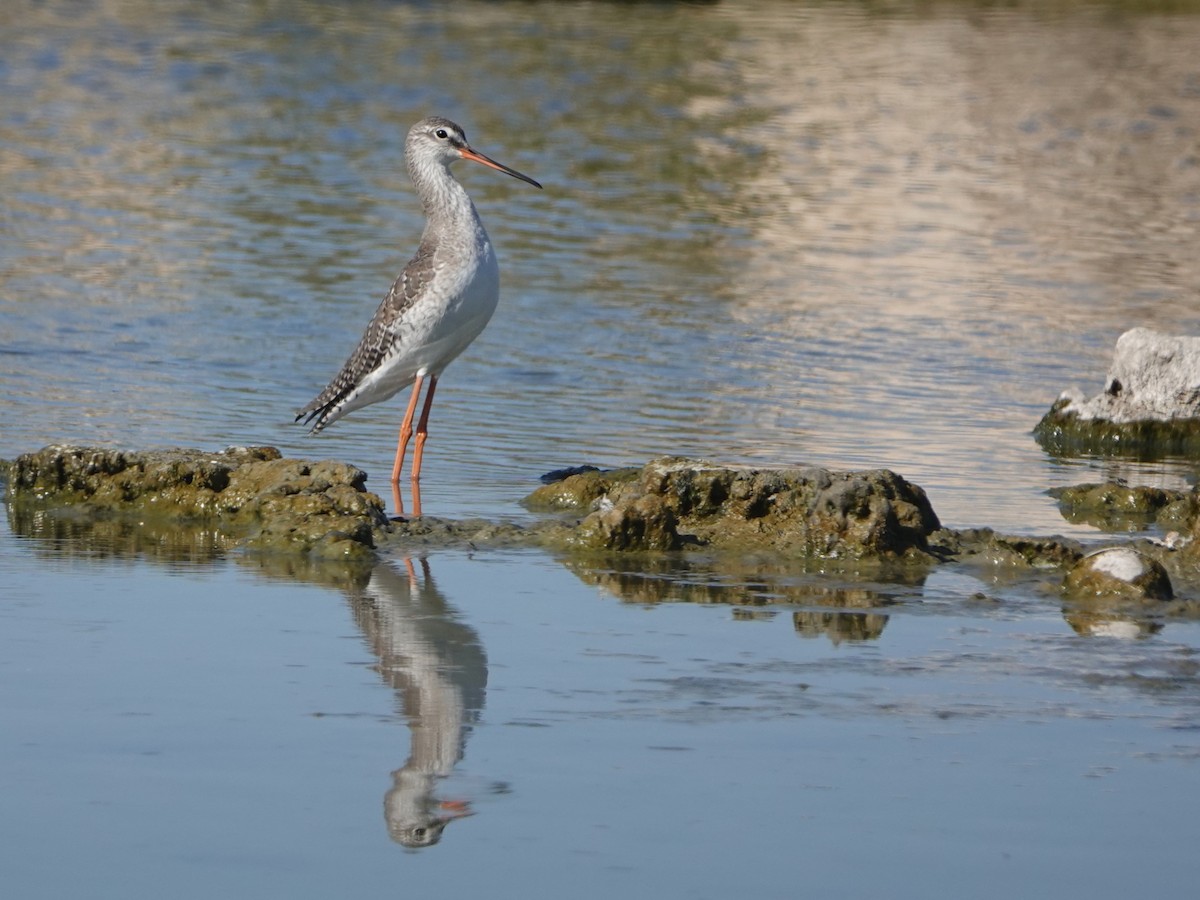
[522,466,640,511]
[1051,481,1178,526]
[9,446,1200,622]
[535,457,942,560]
[1063,547,1174,603]
[933,528,1085,570]
[573,492,681,552]
[5,445,389,560]
[1034,328,1200,458]
[1034,396,1200,459]
[1051,481,1200,535]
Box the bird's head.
[407,116,541,189]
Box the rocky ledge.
[4,445,1200,616]
[2,445,387,561]
[523,458,941,560]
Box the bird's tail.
[295,392,341,433]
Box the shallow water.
[4,1,1200,897]
[5,513,1200,898]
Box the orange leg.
[391,374,425,485]
[408,375,438,518]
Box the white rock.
[1086,547,1148,582]
[1062,327,1200,423]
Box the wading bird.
[296,116,541,516]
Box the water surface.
[4,0,1199,530]
[4,511,1200,898]
[3,1,1200,897]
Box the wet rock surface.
[534,457,942,561]
[1063,547,1174,603]
[1035,327,1200,457]
[523,466,640,513]
[1055,544,1200,630]
[4,445,389,560]
[1051,482,1181,530]
[932,528,1085,570]
[5,446,1200,619]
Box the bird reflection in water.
[345,557,488,848]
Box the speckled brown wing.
[295,242,437,432]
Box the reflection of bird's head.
[390,817,451,849]
[386,775,475,850]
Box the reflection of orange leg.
[410,478,423,520]
[400,556,429,588]
[391,375,425,485]
[409,375,438,518]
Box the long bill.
[459,146,543,189]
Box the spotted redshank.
[296,116,541,516]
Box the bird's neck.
[410,164,483,242]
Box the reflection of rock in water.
[1062,609,1162,639]
[793,610,888,644]
[6,497,235,565]
[345,559,488,848]
[559,554,899,643]
[559,553,914,607]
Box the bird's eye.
[434,129,448,140]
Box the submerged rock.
[1050,482,1181,531]
[1047,481,1200,568]
[935,528,1084,570]
[5,445,389,560]
[1035,327,1200,456]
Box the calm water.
[4,1,1200,897]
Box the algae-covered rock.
[10,446,1200,620]
[543,457,941,560]
[1034,397,1200,458]
[1034,328,1200,457]
[523,466,640,511]
[940,528,1085,569]
[641,458,940,559]
[1051,481,1178,530]
[1048,481,1200,538]
[5,445,389,560]
[7,444,274,510]
[572,493,680,552]
[1063,547,1174,603]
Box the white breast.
[346,229,500,412]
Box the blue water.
[4,524,1200,898]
